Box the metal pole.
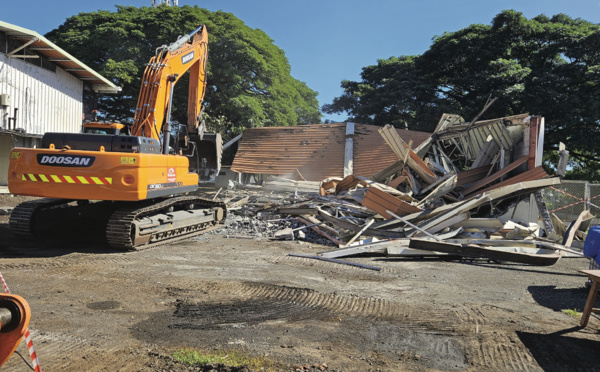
[162,79,176,154]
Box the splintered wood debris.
[220,114,586,267]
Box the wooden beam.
[563,210,595,247]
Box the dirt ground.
[1,193,600,372]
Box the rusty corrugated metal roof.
[231,123,346,180]
[469,166,549,196]
[362,186,423,219]
[353,124,431,178]
[231,123,432,181]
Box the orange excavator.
[7,25,226,250]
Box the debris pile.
[218,114,589,266]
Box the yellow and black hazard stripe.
[21,174,112,185]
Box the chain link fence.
[542,180,600,221]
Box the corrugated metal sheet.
[362,186,423,219]
[355,124,431,178]
[1,53,83,134]
[456,165,492,187]
[232,123,431,181]
[471,166,549,196]
[0,20,119,93]
[232,124,347,181]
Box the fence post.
[585,181,590,212]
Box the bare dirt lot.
[1,193,600,372]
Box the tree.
[323,56,445,131]
[324,10,600,181]
[46,5,321,139]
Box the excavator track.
[106,195,226,251]
[9,196,226,251]
[9,198,71,239]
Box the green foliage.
[325,10,600,180]
[561,308,581,318]
[172,348,277,370]
[323,56,444,131]
[46,5,320,139]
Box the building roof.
[0,20,121,94]
[231,123,432,182]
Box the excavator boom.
[132,25,208,143]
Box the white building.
[0,20,120,186]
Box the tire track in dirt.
[3,329,113,372]
[467,333,538,371]
[163,280,552,371]
[0,253,137,271]
[5,329,152,372]
[163,280,461,332]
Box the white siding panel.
[0,54,83,135]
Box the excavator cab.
[82,121,128,136]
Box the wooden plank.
[409,238,562,266]
[343,218,375,247]
[413,196,488,234]
[276,207,318,215]
[297,216,345,246]
[378,125,437,184]
[318,240,393,258]
[417,173,458,207]
[386,246,449,256]
[528,116,539,170]
[399,177,560,226]
[289,253,381,271]
[471,135,499,168]
[370,159,405,183]
[318,209,406,239]
[563,210,595,247]
[388,174,408,189]
[449,217,503,232]
[579,270,600,327]
[414,213,469,236]
[302,215,343,237]
[387,210,442,241]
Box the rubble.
[0,206,13,215]
[214,113,590,267]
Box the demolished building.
[222,114,590,266]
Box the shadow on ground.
[527,285,594,312]
[517,328,600,372]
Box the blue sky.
[3,0,600,122]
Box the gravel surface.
[1,194,599,371]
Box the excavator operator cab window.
[168,123,189,154]
[83,128,112,135]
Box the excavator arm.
[131,25,208,149]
